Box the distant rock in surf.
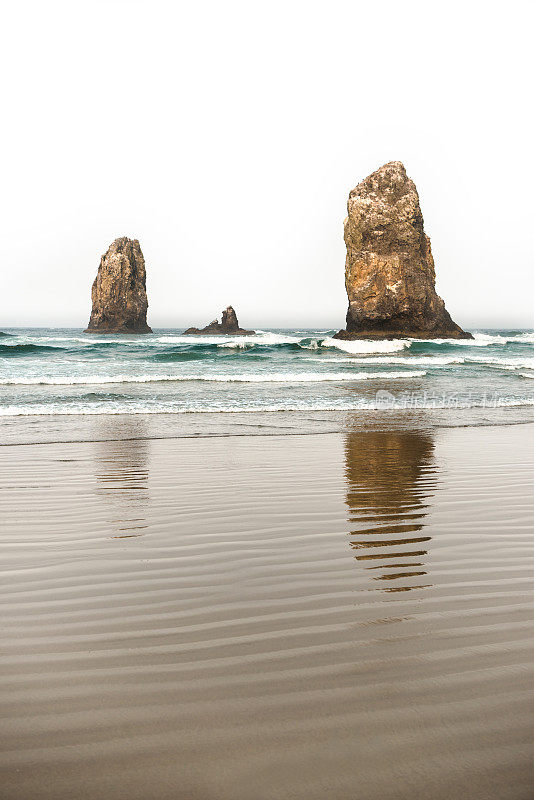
[85,237,152,334]
[335,161,472,340]
[184,306,253,335]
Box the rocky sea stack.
[184,306,253,335]
[335,161,471,340]
[85,237,152,334]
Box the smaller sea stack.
[335,161,471,340]
[184,306,253,335]
[85,237,152,334]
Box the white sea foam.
[2,396,534,416]
[321,337,410,354]
[423,332,534,347]
[9,332,297,348]
[155,332,299,346]
[491,396,534,405]
[216,340,255,349]
[0,370,426,386]
[464,355,534,370]
[0,404,358,416]
[484,364,520,371]
[311,354,534,372]
[309,355,464,366]
[320,333,517,353]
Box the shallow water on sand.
[1,422,533,799]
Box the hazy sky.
[2,0,533,330]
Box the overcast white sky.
[1,0,532,330]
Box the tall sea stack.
[85,237,152,334]
[335,161,471,340]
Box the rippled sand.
[1,421,533,799]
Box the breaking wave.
[412,332,534,348]
[321,337,410,354]
[2,396,534,416]
[0,370,426,386]
[0,343,65,356]
[309,355,465,366]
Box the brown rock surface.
[85,237,152,333]
[184,306,253,335]
[335,161,471,339]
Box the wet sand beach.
[1,419,533,799]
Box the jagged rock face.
[184,306,253,335]
[335,162,471,339]
[85,238,152,334]
[221,306,239,331]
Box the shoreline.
[1,406,534,447]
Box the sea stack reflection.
[345,429,437,592]
[335,161,471,340]
[85,237,152,334]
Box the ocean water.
[0,327,533,418]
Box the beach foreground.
[1,420,533,799]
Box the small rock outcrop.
[184,306,253,335]
[335,161,471,340]
[85,237,152,334]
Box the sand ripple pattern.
[1,423,534,799]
